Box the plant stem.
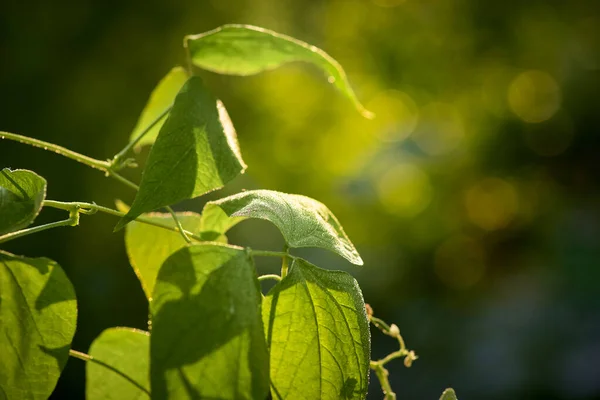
[0,218,76,245]
[108,172,140,191]
[69,350,150,396]
[258,274,282,282]
[370,361,396,400]
[183,37,194,75]
[1,130,192,243]
[110,106,171,170]
[165,206,191,243]
[278,244,291,278]
[42,200,202,241]
[249,250,294,259]
[0,131,110,171]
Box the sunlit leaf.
[0,168,46,235]
[210,189,363,265]
[115,77,246,230]
[185,24,373,118]
[198,202,244,242]
[129,66,189,148]
[0,251,77,400]
[439,388,458,400]
[263,258,370,399]
[150,244,269,400]
[124,211,203,300]
[87,327,150,400]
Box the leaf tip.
[113,217,131,232]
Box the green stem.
[42,200,202,241]
[378,349,408,367]
[249,250,295,259]
[0,218,76,245]
[69,350,150,396]
[258,274,282,282]
[280,244,290,279]
[370,361,396,400]
[2,130,191,243]
[165,206,191,244]
[0,131,110,171]
[110,106,171,169]
[108,172,140,191]
[183,38,194,75]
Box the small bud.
[404,350,417,368]
[389,323,400,337]
[365,303,373,319]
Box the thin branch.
[249,250,296,259]
[165,206,191,243]
[110,106,171,170]
[42,200,202,241]
[0,218,75,244]
[258,274,282,282]
[1,131,110,171]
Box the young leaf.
[198,202,245,241]
[263,258,370,400]
[209,190,363,265]
[150,244,269,400]
[439,388,458,400]
[0,251,77,400]
[185,24,373,118]
[129,66,189,148]
[0,168,47,235]
[87,327,150,400]
[124,211,203,300]
[115,77,246,230]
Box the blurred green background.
[2,0,600,399]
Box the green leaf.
[0,168,47,235]
[115,76,246,230]
[87,327,150,400]
[150,244,269,400]
[0,251,77,400]
[439,388,458,400]
[124,211,203,300]
[198,202,244,242]
[210,190,363,265]
[262,258,370,399]
[186,24,373,118]
[129,66,189,148]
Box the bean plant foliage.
[0,24,456,400]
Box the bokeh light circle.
[376,163,432,217]
[508,70,561,123]
[465,178,519,231]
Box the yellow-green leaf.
[0,168,46,235]
[115,77,246,230]
[124,211,203,300]
[210,190,363,265]
[87,327,150,400]
[129,67,189,148]
[186,24,373,118]
[0,251,77,400]
[263,258,370,399]
[150,244,269,399]
[440,388,458,400]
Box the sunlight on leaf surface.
[0,251,77,400]
[186,24,373,118]
[263,258,370,399]
[0,168,46,235]
[210,189,363,265]
[150,244,269,400]
[116,77,246,230]
[87,327,150,400]
[129,66,189,148]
